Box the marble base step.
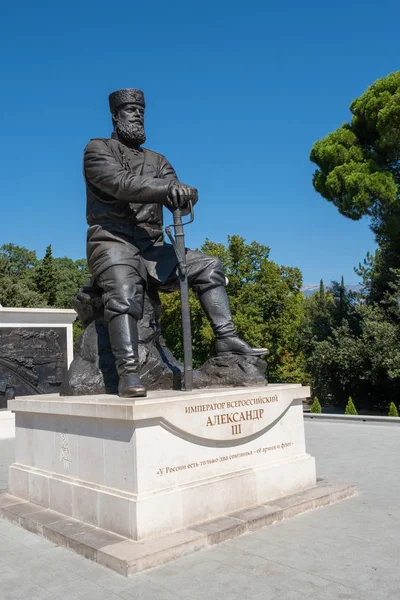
[0,480,357,576]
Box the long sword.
[165,202,194,391]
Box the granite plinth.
[0,481,357,576]
[8,384,316,541]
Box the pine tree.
[344,397,358,415]
[35,245,57,306]
[339,276,345,314]
[319,279,325,301]
[388,402,399,417]
[310,397,322,413]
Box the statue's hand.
[167,181,198,211]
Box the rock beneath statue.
[60,281,182,396]
[60,281,267,396]
[60,320,183,395]
[194,354,267,388]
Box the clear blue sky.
[1,0,399,285]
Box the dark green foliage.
[344,397,358,415]
[35,245,57,305]
[73,319,84,343]
[388,402,399,417]
[310,71,400,304]
[319,279,325,299]
[161,235,306,382]
[0,243,38,278]
[310,397,322,413]
[304,271,400,411]
[0,243,45,307]
[0,242,88,311]
[310,72,400,223]
[0,276,48,308]
[53,257,90,308]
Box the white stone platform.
[0,410,15,440]
[8,384,316,541]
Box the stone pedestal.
[8,384,315,541]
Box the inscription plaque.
[155,392,294,443]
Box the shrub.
[388,402,399,417]
[310,397,322,413]
[344,397,358,415]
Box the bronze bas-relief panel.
[0,327,68,408]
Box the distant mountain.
[301,283,362,298]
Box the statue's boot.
[108,314,147,398]
[199,287,269,357]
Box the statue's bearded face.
[114,103,146,146]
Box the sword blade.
[173,208,193,391]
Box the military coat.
[84,134,187,284]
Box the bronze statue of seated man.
[84,88,267,398]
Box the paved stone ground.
[0,421,399,599]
